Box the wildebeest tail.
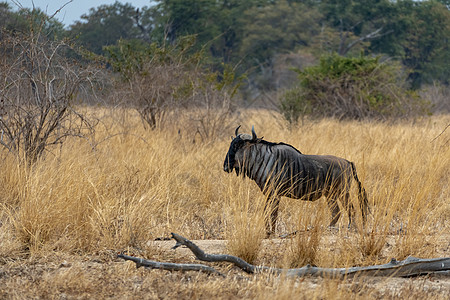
[350,162,369,223]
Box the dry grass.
[0,108,449,299]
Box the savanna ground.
[0,109,449,299]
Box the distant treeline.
[1,0,449,90]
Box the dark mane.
[259,140,303,155]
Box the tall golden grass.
[0,108,448,298]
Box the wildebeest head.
[223,125,261,175]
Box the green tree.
[0,2,65,40]
[68,1,140,54]
[436,0,450,8]
[280,54,429,123]
[147,0,267,64]
[396,0,450,88]
[320,0,396,56]
[0,2,27,32]
[151,0,219,43]
[207,0,266,64]
[240,0,321,65]
[321,0,450,88]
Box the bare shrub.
[105,38,241,141]
[0,27,100,164]
[178,65,241,142]
[420,82,450,114]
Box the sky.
[6,0,155,27]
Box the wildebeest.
[223,126,368,235]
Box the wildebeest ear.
[230,136,234,140]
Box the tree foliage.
[68,2,141,54]
[59,0,450,90]
[1,0,448,124]
[281,54,429,123]
[148,0,268,64]
[396,0,450,88]
[240,0,322,67]
[0,2,65,39]
[320,0,397,56]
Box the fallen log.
[117,253,225,277]
[282,256,450,278]
[117,233,450,279]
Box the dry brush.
[0,109,449,298]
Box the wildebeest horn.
[252,126,257,140]
[235,125,241,136]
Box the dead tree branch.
[342,27,393,56]
[118,233,450,279]
[282,257,450,278]
[171,233,450,278]
[117,253,225,277]
[170,233,269,274]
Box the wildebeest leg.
[327,197,341,228]
[341,192,354,229]
[264,196,280,236]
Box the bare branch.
[48,1,74,20]
[171,233,265,274]
[117,253,225,277]
[343,27,393,55]
[120,233,450,279]
[0,27,100,164]
[171,233,450,277]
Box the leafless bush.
[0,28,101,164]
[121,62,187,130]
[128,63,238,142]
[419,82,450,114]
[180,69,240,143]
[105,38,240,141]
